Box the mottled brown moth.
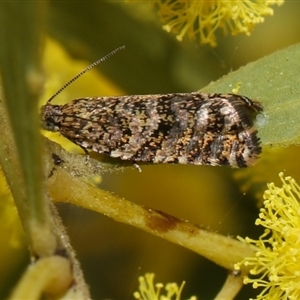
[41,47,263,168]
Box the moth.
[41,47,263,168]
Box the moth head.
[40,104,62,132]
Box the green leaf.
[0,2,46,226]
[200,43,300,147]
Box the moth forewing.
[41,92,263,168]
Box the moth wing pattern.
[41,92,263,168]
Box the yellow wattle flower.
[153,0,284,46]
[236,172,300,300]
[133,273,197,300]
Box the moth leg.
[48,153,65,178]
[77,146,90,161]
[52,153,64,166]
[133,163,142,173]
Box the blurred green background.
[1,1,300,299]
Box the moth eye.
[43,117,56,131]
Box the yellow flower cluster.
[153,0,284,46]
[236,173,300,300]
[133,273,196,300]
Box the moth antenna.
[47,45,125,103]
